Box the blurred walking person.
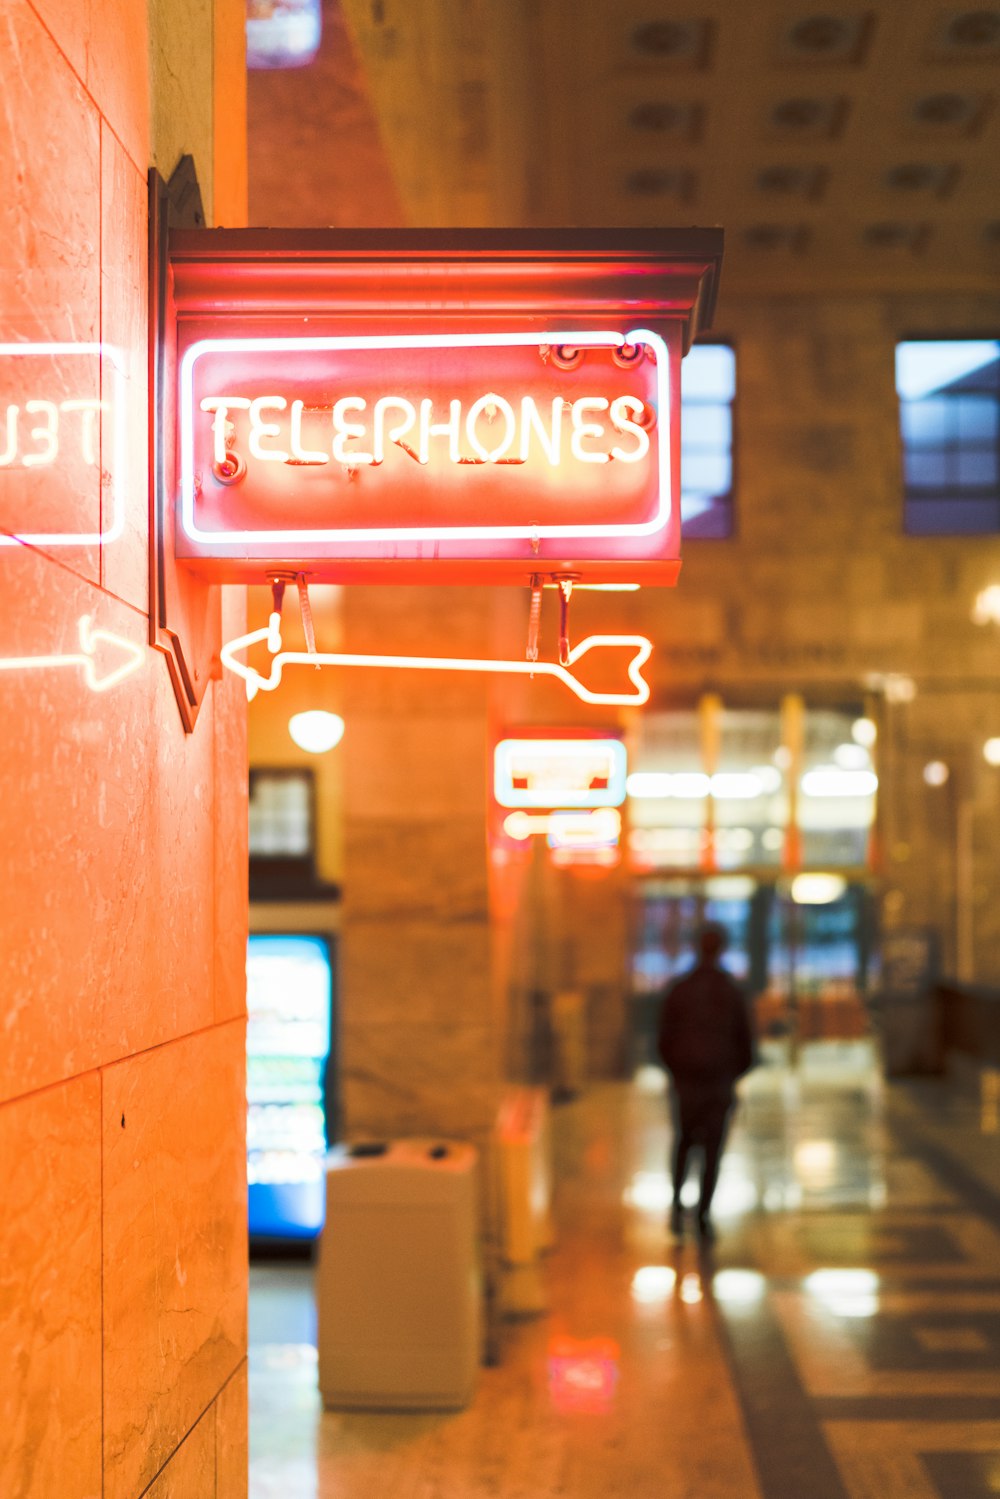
[657,923,755,1244]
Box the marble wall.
[0,3,249,1496]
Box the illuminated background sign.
[494,737,628,808]
[0,343,125,547]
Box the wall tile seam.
[0,1016,248,1111]
[216,1355,248,1398]
[24,1,149,177]
[0,1061,106,1114]
[93,581,154,621]
[129,1362,245,1499]
[6,540,151,623]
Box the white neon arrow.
[0,614,145,693]
[221,613,652,708]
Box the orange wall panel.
[102,1023,247,1499]
[143,1404,216,1499]
[3,3,250,1495]
[1,2,102,586]
[216,1363,249,1499]
[84,0,150,172]
[0,1075,103,1499]
[213,0,249,227]
[27,0,149,171]
[215,593,250,1024]
[0,550,220,1102]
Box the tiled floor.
[249,1044,1000,1498]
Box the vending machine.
[246,933,335,1243]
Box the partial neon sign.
[176,328,673,582]
[0,614,144,693]
[493,738,627,808]
[502,808,622,847]
[0,343,126,547]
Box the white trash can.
[317,1138,481,1410]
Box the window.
[249,770,313,858]
[246,0,321,68]
[248,769,328,900]
[896,339,1000,534]
[680,342,735,538]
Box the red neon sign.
[0,343,126,548]
[177,329,669,578]
[165,230,723,585]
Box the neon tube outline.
[503,808,622,843]
[179,328,671,546]
[220,614,653,708]
[0,343,127,547]
[547,808,622,850]
[0,614,145,692]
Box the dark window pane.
[904,448,948,487]
[906,495,1000,534]
[957,396,999,441]
[681,492,733,536]
[957,448,998,486]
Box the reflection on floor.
[249,1042,1000,1499]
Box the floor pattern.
[249,1045,1000,1498]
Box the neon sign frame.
[0,342,126,548]
[493,737,628,808]
[178,327,671,547]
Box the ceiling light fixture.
[288,710,344,753]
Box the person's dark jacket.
[657,962,755,1088]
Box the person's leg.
[670,1087,691,1233]
[672,1131,692,1204]
[696,1104,732,1239]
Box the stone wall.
[0,3,249,1495]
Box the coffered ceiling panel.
[249,1,1000,295]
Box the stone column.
[339,586,504,1151]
